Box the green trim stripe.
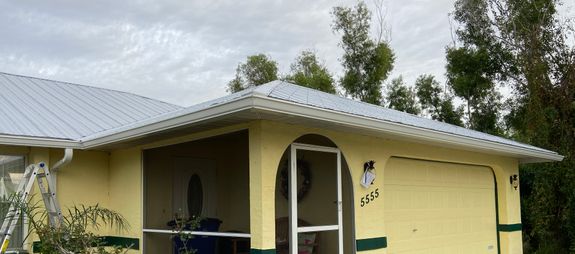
[99,236,139,249]
[356,237,387,251]
[498,223,522,232]
[250,249,276,254]
[33,236,139,253]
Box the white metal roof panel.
[0,72,182,140]
[0,74,560,161]
[258,81,551,153]
[82,80,553,155]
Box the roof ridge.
[0,71,183,109]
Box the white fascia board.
[0,134,80,149]
[249,95,564,163]
[80,98,255,149]
[19,93,561,163]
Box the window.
[0,155,26,250]
[187,174,203,217]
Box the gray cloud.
[0,0,572,106]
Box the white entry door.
[289,143,343,254]
[173,157,217,219]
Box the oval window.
[187,174,203,217]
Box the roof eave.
[2,94,562,164]
[248,96,563,164]
[79,97,255,149]
[0,134,80,149]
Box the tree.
[450,0,575,251]
[385,76,420,115]
[332,1,395,104]
[445,46,503,133]
[227,54,278,93]
[414,74,464,126]
[285,50,336,94]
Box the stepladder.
[0,162,62,253]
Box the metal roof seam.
[0,72,182,109]
[1,76,63,137]
[21,77,90,136]
[0,72,182,140]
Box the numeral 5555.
[360,188,379,207]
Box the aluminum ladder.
[0,162,62,253]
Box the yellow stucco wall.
[25,147,140,252]
[51,149,110,209]
[248,120,522,254]
[109,148,143,252]
[3,118,523,254]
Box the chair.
[275,217,319,254]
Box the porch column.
[493,161,523,254]
[249,122,281,253]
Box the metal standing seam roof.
[81,81,555,155]
[259,81,552,153]
[0,73,561,161]
[0,72,182,140]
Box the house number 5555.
[360,188,379,207]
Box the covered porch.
[141,126,355,254]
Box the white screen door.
[289,143,343,254]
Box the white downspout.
[50,148,73,194]
[52,148,73,172]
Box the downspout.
[52,148,73,172]
[48,148,73,205]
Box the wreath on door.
[280,160,311,202]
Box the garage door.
[384,158,498,254]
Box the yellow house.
[0,72,563,254]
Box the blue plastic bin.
[172,218,222,254]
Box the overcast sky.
[0,1,573,107]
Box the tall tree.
[414,74,464,126]
[332,1,394,104]
[450,0,575,251]
[445,46,504,134]
[285,50,336,94]
[385,76,420,115]
[227,54,278,93]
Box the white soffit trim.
[2,93,562,163]
[248,95,564,163]
[80,98,255,149]
[79,94,562,163]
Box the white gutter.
[0,134,80,149]
[79,95,562,163]
[248,96,564,163]
[80,98,255,149]
[0,95,563,163]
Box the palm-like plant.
[19,198,130,254]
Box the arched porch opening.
[274,134,356,254]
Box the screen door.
[289,143,343,254]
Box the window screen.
[0,155,26,250]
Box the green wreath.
[280,160,311,202]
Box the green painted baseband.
[99,236,139,249]
[33,236,139,253]
[356,237,387,251]
[498,223,522,232]
[250,248,276,254]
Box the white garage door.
[384,158,498,254]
